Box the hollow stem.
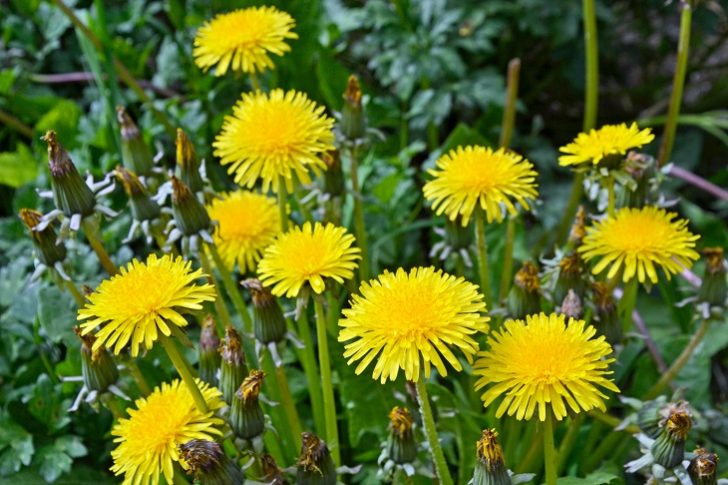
[313,296,340,466]
[206,243,253,332]
[619,278,639,332]
[349,146,369,281]
[543,414,558,485]
[81,218,118,276]
[415,377,453,485]
[275,361,303,441]
[199,249,234,329]
[159,334,208,413]
[499,58,521,149]
[474,211,493,309]
[498,217,516,303]
[606,175,616,216]
[277,176,289,232]
[123,357,151,395]
[658,2,692,167]
[582,0,599,132]
[296,305,326,435]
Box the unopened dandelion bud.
[340,75,366,141]
[322,150,344,197]
[116,106,153,176]
[445,217,474,251]
[179,439,243,485]
[472,429,510,485]
[19,209,66,266]
[507,261,541,319]
[386,407,417,465]
[592,282,622,345]
[554,252,586,304]
[199,315,221,386]
[115,166,160,222]
[243,279,287,345]
[688,448,719,485]
[43,130,96,218]
[560,289,582,319]
[617,152,654,209]
[219,326,248,404]
[75,327,118,392]
[568,206,587,246]
[651,408,692,468]
[171,176,211,236]
[176,128,204,193]
[261,453,287,485]
[698,248,727,307]
[229,369,265,440]
[636,398,666,439]
[296,432,336,485]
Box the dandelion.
[474,312,619,421]
[558,122,655,167]
[207,191,281,274]
[193,6,297,76]
[579,206,699,284]
[110,379,224,485]
[339,266,489,384]
[258,222,360,298]
[423,145,538,226]
[78,254,215,357]
[213,89,335,193]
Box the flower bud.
[472,429,510,485]
[386,407,417,465]
[507,261,541,319]
[179,439,243,485]
[592,282,622,345]
[229,369,265,440]
[171,176,211,236]
[176,128,203,193]
[19,209,66,266]
[688,448,718,485]
[698,248,727,307]
[445,217,474,251]
[296,432,336,485]
[261,454,287,485]
[553,252,586,304]
[115,166,161,223]
[340,75,366,141]
[116,106,153,176]
[243,279,287,345]
[617,152,654,209]
[636,398,666,439]
[74,327,118,392]
[219,326,248,404]
[651,407,692,468]
[560,289,582,319]
[322,150,344,198]
[568,206,587,247]
[43,130,96,218]
[199,315,221,386]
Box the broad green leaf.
[0,145,38,188]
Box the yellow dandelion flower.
[207,191,281,273]
[193,6,297,76]
[339,267,489,384]
[559,122,655,167]
[110,379,224,485]
[213,89,335,193]
[78,254,215,357]
[474,312,619,421]
[423,145,538,226]
[579,206,700,284]
[257,222,360,297]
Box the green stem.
[349,146,369,281]
[556,415,583,475]
[582,0,599,132]
[159,334,209,413]
[543,414,558,485]
[313,297,340,466]
[275,363,303,441]
[124,358,151,395]
[415,377,453,485]
[619,278,639,332]
[474,211,493,309]
[589,410,640,434]
[498,217,516,303]
[206,244,253,332]
[515,423,542,473]
[644,318,710,399]
[81,219,118,276]
[199,250,234,329]
[582,431,624,474]
[297,306,326,435]
[658,2,692,167]
[101,394,124,420]
[499,58,521,149]
[277,175,289,232]
[606,175,616,216]
[0,108,33,138]
[249,72,261,91]
[260,350,297,460]
[555,173,585,247]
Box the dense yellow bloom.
[579,206,700,283]
[207,191,281,273]
[339,267,489,384]
[258,222,360,297]
[110,379,224,485]
[423,145,538,226]
[559,123,655,167]
[474,313,618,421]
[78,254,215,357]
[213,89,335,193]
[193,6,297,76]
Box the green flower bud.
[445,217,474,251]
[243,279,287,345]
[322,150,344,198]
[43,130,96,218]
[19,209,66,266]
[199,315,221,386]
[472,429,510,485]
[688,448,718,485]
[116,106,153,177]
[340,75,366,141]
[592,282,622,345]
[651,408,691,469]
[75,327,118,392]
[617,152,654,209]
[507,261,541,319]
[176,128,203,193]
[179,439,243,485]
[219,326,248,404]
[229,369,265,440]
[553,252,586,304]
[636,398,666,439]
[115,166,160,222]
[386,407,417,465]
[171,176,211,236]
[296,432,336,485]
[698,248,727,307]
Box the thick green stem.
[499,58,521,149]
[275,362,303,441]
[277,176,289,232]
[645,318,710,399]
[556,415,583,475]
[160,334,208,413]
[543,414,558,485]
[101,394,124,420]
[498,217,516,303]
[81,219,118,276]
[606,175,616,216]
[555,173,585,247]
[619,278,639,332]
[349,146,369,281]
[658,3,692,167]
[199,250,234,329]
[206,244,253,332]
[297,306,326,435]
[582,0,599,132]
[313,297,340,466]
[474,211,493,309]
[260,350,297,460]
[415,377,453,485]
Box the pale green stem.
[81,219,118,276]
[297,305,326,435]
[543,413,557,485]
[499,58,521,149]
[349,146,369,281]
[277,176,289,232]
[159,334,208,413]
[199,249,234,330]
[474,211,493,309]
[260,350,297,460]
[658,2,692,167]
[582,0,599,132]
[101,394,124,420]
[249,72,261,92]
[619,278,639,332]
[206,243,253,332]
[415,377,453,485]
[606,175,616,216]
[275,362,303,441]
[313,297,340,466]
[498,217,516,303]
[124,357,152,396]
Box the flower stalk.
[159,334,209,414]
[206,243,252,332]
[349,147,369,281]
[298,306,326,436]
[543,413,557,485]
[313,296,340,466]
[415,377,453,485]
[475,210,493,309]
